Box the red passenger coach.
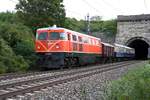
[35,26,102,68]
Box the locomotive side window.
[49,32,60,40]
[38,32,48,40]
[86,38,89,43]
[91,39,93,45]
[89,38,91,45]
[78,36,82,42]
[72,35,77,41]
[95,40,99,45]
[83,37,89,43]
[68,34,71,40]
[79,36,83,51]
[60,33,67,40]
[92,39,95,45]
[99,40,101,45]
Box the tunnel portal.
[127,39,149,60]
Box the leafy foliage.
[90,20,103,32]
[65,17,117,36]
[101,20,117,36]
[16,0,66,31]
[0,37,28,73]
[65,18,85,32]
[0,12,36,73]
[13,40,37,66]
[105,64,150,100]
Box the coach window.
[38,32,48,40]
[72,35,77,41]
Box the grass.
[105,62,150,100]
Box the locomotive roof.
[37,26,64,31]
[65,29,101,40]
[37,26,101,40]
[101,42,114,47]
[114,43,133,49]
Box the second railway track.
[0,61,141,99]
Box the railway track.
[0,61,141,99]
[0,70,69,82]
[0,61,127,82]
[0,63,110,81]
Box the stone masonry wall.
[115,20,150,45]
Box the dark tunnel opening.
[127,39,149,60]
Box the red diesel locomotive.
[35,25,106,68]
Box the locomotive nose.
[47,41,53,48]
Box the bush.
[0,37,29,73]
[105,64,150,100]
[13,40,38,67]
[0,61,7,74]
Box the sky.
[1,0,150,20]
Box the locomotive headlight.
[55,45,60,49]
[37,46,41,49]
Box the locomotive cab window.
[60,33,67,40]
[49,32,67,40]
[37,32,48,40]
[49,32,60,40]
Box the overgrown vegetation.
[0,36,28,73]
[0,12,36,73]
[105,63,150,100]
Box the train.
[35,25,135,68]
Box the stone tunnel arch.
[126,37,150,59]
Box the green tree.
[16,0,66,31]
[90,20,103,32]
[0,12,16,23]
[102,20,117,36]
[65,18,85,32]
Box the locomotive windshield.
[49,32,67,40]
[49,32,60,40]
[37,32,48,40]
[37,32,67,40]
